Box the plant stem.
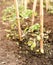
[21,0,24,6]
[14,0,22,41]
[45,0,49,10]
[24,0,28,11]
[32,0,37,25]
[40,0,44,53]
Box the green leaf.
[29,23,40,32]
[27,39,36,50]
[30,42,36,50]
[20,9,33,19]
[27,41,33,46]
[37,35,40,41]
[5,29,11,32]
[34,12,38,16]
[6,34,10,38]
[2,16,6,21]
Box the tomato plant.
[2,0,51,53]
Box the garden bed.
[0,0,53,65]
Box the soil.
[0,0,53,65]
